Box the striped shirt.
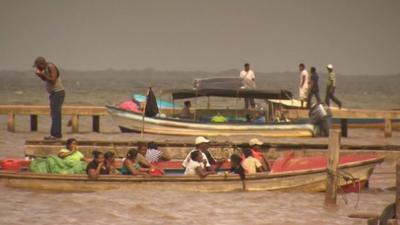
[327,72,336,87]
[145,148,162,163]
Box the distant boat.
[109,87,316,137]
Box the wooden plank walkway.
[287,108,400,137]
[1,104,400,136]
[0,105,107,133]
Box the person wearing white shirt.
[298,63,310,108]
[184,150,215,177]
[240,63,256,109]
[182,136,212,169]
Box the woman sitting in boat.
[241,148,264,174]
[120,149,153,176]
[136,142,165,174]
[104,151,119,174]
[184,150,216,178]
[29,139,86,174]
[58,138,86,164]
[87,151,110,179]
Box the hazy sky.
[1,0,399,75]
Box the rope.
[328,168,361,209]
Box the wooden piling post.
[396,163,400,223]
[92,115,100,132]
[7,113,15,132]
[71,115,79,133]
[325,129,341,206]
[385,117,392,138]
[30,115,38,131]
[340,119,348,137]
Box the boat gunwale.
[0,156,384,182]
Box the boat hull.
[106,106,315,137]
[0,157,382,193]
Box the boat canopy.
[168,88,293,100]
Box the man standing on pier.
[240,63,256,109]
[299,63,310,108]
[325,64,342,109]
[33,56,65,140]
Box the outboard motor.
[309,103,332,137]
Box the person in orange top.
[248,138,270,171]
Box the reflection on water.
[0,184,394,225]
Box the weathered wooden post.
[92,115,100,132]
[325,129,341,206]
[30,115,38,131]
[340,119,348,137]
[71,114,79,133]
[384,117,392,138]
[396,163,400,223]
[7,112,15,132]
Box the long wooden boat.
[0,155,383,193]
[106,105,315,137]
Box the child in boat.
[86,151,110,179]
[121,149,153,176]
[248,138,270,171]
[145,142,171,163]
[104,151,120,175]
[182,137,224,172]
[241,148,264,174]
[58,138,86,164]
[184,150,216,178]
[229,154,246,180]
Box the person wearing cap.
[182,137,221,172]
[239,63,256,109]
[33,56,65,139]
[325,64,342,109]
[248,138,270,171]
[298,63,310,108]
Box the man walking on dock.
[240,63,256,109]
[33,56,65,139]
[325,64,342,109]
[299,63,310,108]
[306,67,321,108]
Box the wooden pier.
[0,105,107,133]
[1,104,400,136]
[287,108,400,137]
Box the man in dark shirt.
[306,67,321,108]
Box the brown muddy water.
[0,165,395,225]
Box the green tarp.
[29,156,86,174]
